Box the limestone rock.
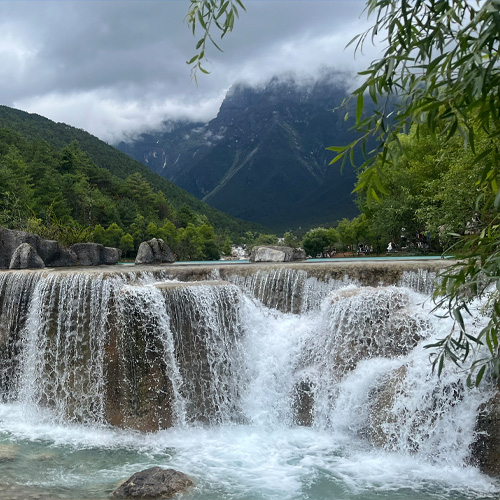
[9,243,45,269]
[365,365,408,447]
[135,238,175,265]
[70,243,121,266]
[471,392,500,476]
[111,467,193,498]
[45,248,78,267]
[326,287,427,374]
[249,245,306,263]
[103,246,122,265]
[0,227,42,268]
[293,379,315,426]
[0,226,120,268]
[71,243,104,266]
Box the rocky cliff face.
[117,73,364,231]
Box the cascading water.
[0,264,498,500]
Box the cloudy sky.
[0,0,380,144]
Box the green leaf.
[476,365,486,386]
[356,92,364,124]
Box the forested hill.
[0,105,265,236]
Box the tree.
[332,0,500,384]
[302,227,337,257]
[119,233,135,258]
[187,0,500,380]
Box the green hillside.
[0,105,265,236]
[0,106,267,260]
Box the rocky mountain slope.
[117,74,364,232]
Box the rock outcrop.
[135,238,176,265]
[471,393,500,476]
[0,227,120,268]
[70,243,121,266]
[249,245,306,263]
[111,467,193,498]
[9,243,45,269]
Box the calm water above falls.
[0,268,498,500]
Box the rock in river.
[111,467,194,498]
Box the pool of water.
[0,405,497,500]
[115,256,446,266]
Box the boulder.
[71,243,104,266]
[0,227,120,268]
[111,467,193,498]
[70,243,121,266]
[135,238,176,265]
[292,379,315,426]
[0,227,42,268]
[45,248,78,267]
[249,245,306,263]
[9,243,45,269]
[471,392,500,476]
[103,246,122,265]
[364,365,408,447]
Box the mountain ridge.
[117,73,363,231]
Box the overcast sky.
[0,0,380,144]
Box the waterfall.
[161,281,245,424]
[0,264,497,500]
[16,273,119,424]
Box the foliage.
[283,231,300,248]
[302,227,337,257]
[248,233,279,250]
[186,0,245,80]
[336,215,371,251]
[356,126,490,252]
[335,0,500,383]
[0,127,227,259]
[0,105,266,238]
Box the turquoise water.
[116,256,446,266]
[0,408,497,500]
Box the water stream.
[0,267,498,499]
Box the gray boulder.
[0,226,121,268]
[70,243,121,266]
[249,245,306,263]
[45,248,78,267]
[9,243,45,269]
[111,467,193,498]
[0,227,42,268]
[103,246,122,265]
[471,392,500,476]
[135,238,176,265]
[71,243,103,266]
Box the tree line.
[0,128,233,260]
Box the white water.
[0,269,498,499]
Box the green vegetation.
[0,105,265,239]
[0,107,265,260]
[186,0,245,80]
[186,0,500,382]
[333,0,500,384]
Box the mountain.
[117,73,364,232]
[0,105,265,236]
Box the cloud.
[14,88,226,144]
[0,0,379,143]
